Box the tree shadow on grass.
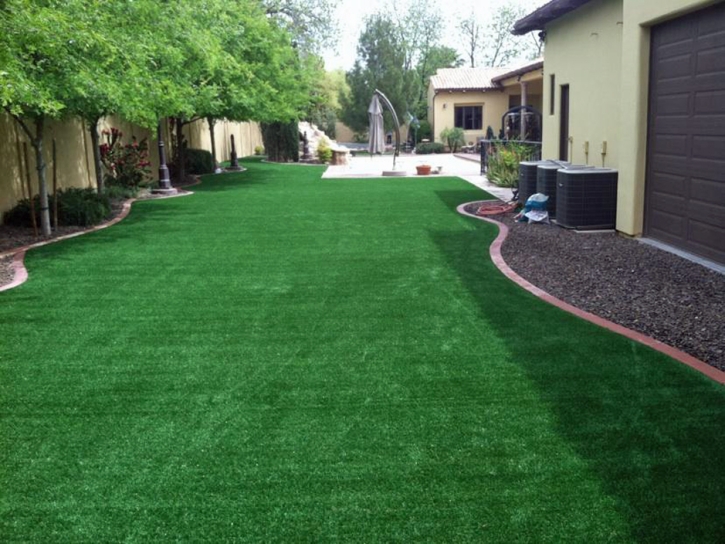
[431,191,725,542]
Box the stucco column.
[617,19,649,236]
[520,81,528,139]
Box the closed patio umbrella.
[368,94,385,155]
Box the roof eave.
[491,60,544,83]
[433,86,503,93]
[512,0,595,35]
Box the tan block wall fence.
[0,113,262,219]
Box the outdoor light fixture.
[155,120,173,193]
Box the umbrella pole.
[374,90,401,170]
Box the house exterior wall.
[0,113,262,219]
[541,0,720,236]
[428,90,509,145]
[541,0,624,168]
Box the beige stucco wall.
[0,113,262,219]
[429,89,510,146]
[541,0,624,168]
[542,0,720,236]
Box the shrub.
[3,188,111,228]
[440,127,466,153]
[486,141,538,188]
[261,121,299,162]
[99,128,152,189]
[254,145,264,155]
[186,148,215,175]
[417,119,432,142]
[316,137,333,163]
[415,142,445,154]
[57,188,111,226]
[486,149,520,187]
[104,183,139,200]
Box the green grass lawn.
[1,160,724,542]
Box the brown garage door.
[646,1,725,265]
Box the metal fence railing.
[479,139,542,175]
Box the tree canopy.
[1,0,327,227]
[459,5,543,68]
[340,2,462,133]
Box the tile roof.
[429,67,508,91]
[430,59,545,92]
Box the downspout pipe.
[374,89,401,169]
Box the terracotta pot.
[416,165,432,175]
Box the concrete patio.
[323,152,514,202]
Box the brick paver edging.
[0,185,197,293]
[457,203,725,385]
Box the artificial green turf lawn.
[1,159,724,542]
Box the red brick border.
[0,186,196,293]
[457,203,725,385]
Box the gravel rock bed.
[464,202,725,372]
[0,255,15,286]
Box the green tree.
[60,2,137,194]
[459,6,543,69]
[0,0,102,235]
[262,0,338,51]
[260,0,334,159]
[342,1,452,133]
[415,45,462,119]
[394,0,442,118]
[306,68,351,138]
[341,14,406,133]
[482,6,529,67]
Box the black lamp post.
[154,119,174,193]
[228,134,241,170]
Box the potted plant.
[416,164,432,175]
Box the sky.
[321,0,547,72]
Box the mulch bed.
[464,201,725,372]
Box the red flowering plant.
[99,128,152,189]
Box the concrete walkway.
[323,153,514,202]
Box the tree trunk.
[5,110,50,235]
[33,117,51,236]
[208,117,217,168]
[175,117,186,184]
[89,116,104,193]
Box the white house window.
[454,106,483,130]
